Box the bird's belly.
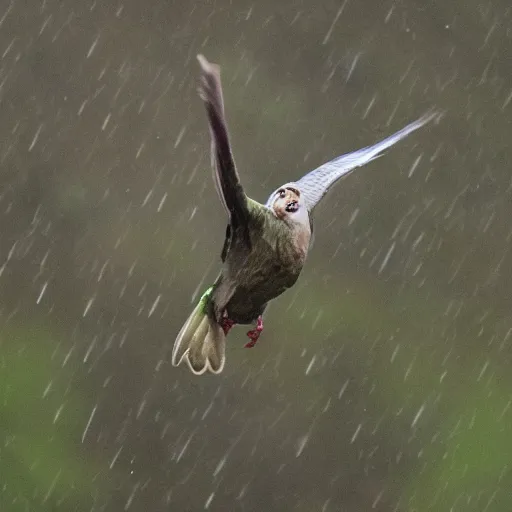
[225,261,301,324]
[219,223,308,324]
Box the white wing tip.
[174,348,225,376]
[417,108,444,127]
[197,54,220,76]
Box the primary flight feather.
[171,55,437,375]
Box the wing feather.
[197,55,249,223]
[295,111,439,210]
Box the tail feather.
[205,321,226,373]
[171,299,206,366]
[172,289,226,375]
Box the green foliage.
[0,325,96,511]
[404,384,512,511]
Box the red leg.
[245,316,264,348]
[220,317,235,335]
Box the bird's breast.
[292,223,311,262]
[217,216,311,323]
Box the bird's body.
[212,198,310,325]
[171,54,438,375]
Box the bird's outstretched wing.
[294,111,439,211]
[197,54,249,225]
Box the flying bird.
[172,54,437,375]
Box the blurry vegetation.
[405,384,512,511]
[0,324,97,511]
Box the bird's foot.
[220,317,236,336]
[245,316,264,348]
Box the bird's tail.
[171,287,226,375]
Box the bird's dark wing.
[295,111,439,211]
[197,55,250,226]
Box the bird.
[171,54,437,375]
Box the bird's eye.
[278,189,286,198]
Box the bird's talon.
[220,317,236,335]
[245,333,258,348]
[245,316,263,348]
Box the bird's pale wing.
[295,111,438,211]
[197,55,249,224]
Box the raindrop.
[42,470,61,503]
[102,113,111,131]
[502,89,512,110]
[157,193,167,212]
[305,355,316,375]
[322,0,348,45]
[124,481,140,510]
[408,154,423,178]
[36,281,48,304]
[296,434,309,457]
[110,445,123,469]
[346,53,361,83]
[378,242,396,275]
[86,33,100,58]
[362,95,377,120]
[372,489,384,508]
[148,294,161,317]
[176,432,195,462]
[411,403,425,428]
[204,493,215,509]
[350,423,362,443]
[28,124,43,151]
[83,296,95,317]
[477,359,489,381]
[174,126,186,148]
[213,456,227,477]
[84,336,97,363]
[136,142,145,159]
[53,403,65,424]
[338,378,350,399]
[82,405,97,443]
[0,2,13,28]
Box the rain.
[1,0,512,511]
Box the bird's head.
[267,183,310,228]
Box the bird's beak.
[285,200,298,213]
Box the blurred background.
[1,0,511,510]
